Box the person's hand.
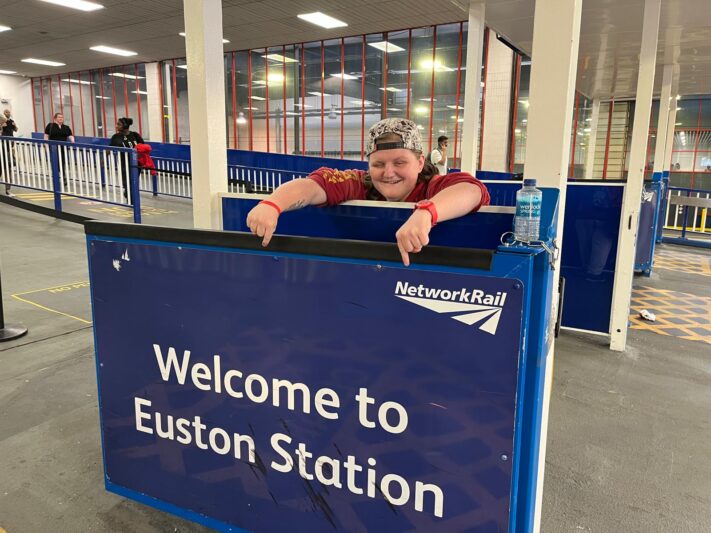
[395,209,434,266]
[246,202,280,246]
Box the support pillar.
[653,65,673,174]
[480,33,514,172]
[460,2,485,174]
[609,0,661,351]
[183,0,228,230]
[144,62,163,142]
[522,0,582,530]
[584,98,601,178]
[663,98,678,172]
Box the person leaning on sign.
[246,118,490,266]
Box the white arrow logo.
[395,295,503,335]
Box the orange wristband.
[259,200,281,215]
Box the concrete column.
[144,62,163,142]
[663,99,678,171]
[609,0,661,351]
[522,0,582,530]
[460,2,485,174]
[653,65,673,173]
[163,62,175,143]
[584,98,601,178]
[183,0,228,230]
[480,33,514,172]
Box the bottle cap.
[523,178,537,186]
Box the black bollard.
[0,266,28,342]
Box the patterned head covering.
[365,118,424,156]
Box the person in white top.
[430,135,448,175]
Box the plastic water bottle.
[514,179,542,242]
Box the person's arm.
[395,182,484,266]
[246,178,327,246]
[44,124,50,140]
[10,120,17,132]
[68,127,75,143]
[135,133,145,144]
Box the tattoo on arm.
[284,199,307,212]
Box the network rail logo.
[394,281,507,335]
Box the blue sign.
[88,238,524,532]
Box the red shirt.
[307,168,490,210]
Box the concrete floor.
[1,202,710,532]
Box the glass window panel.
[174,59,190,144]
[303,41,324,156]
[408,28,435,147]
[513,60,530,173]
[250,49,268,151]
[342,36,366,160]
[235,51,250,150]
[431,23,462,166]
[323,38,342,158]
[134,64,149,140]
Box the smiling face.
[54,113,64,125]
[368,135,425,201]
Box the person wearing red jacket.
[246,118,490,266]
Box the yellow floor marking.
[11,294,92,324]
[11,281,92,325]
[654,248,711,277]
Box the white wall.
[480,35,513,172]
[0,74,35,137]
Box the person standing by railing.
[2,109,17,137]
[44,113,74,187]
[0,115,15,196]
[110,117,143,202]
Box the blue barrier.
[635,178,662,276]
[85,188,558,532]
[656,171,670,243]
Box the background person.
[2,109,17,137]
[110,117,144,202]
[246,119,489,266]
[429,135,448,175]
[0,115,15,195]
[44,113,74,187]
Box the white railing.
[0,137,134,206]
[664,187,711,234]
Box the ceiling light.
[293,103,312,108]
[585,117,592,121]
[40,0,103,11]
[379,87,402,93]
[676,95,681,100]
[676,107,682,111]
[457,118,464,122]
[446,105,464,110]
[675,122,682,125]
[236,111,247,124]
[389,107,401,111]
[515,129,522,133]
[331,73,359,80]
[95,95,110,99]
[583,128,591,132]
[179,32,229,44]
[417,125,424,130]
[262,54,298,63]
[368,41,405,53]
[420,98,436,102]
[414,106,428,114]
[62,78,93,85]
[308,91,333,97]
[0,25,12,32]
[420,59,453,72]
[350,99,373,106]
[297,12,347,29]
[22,58,65,67]
[0,69,17,74]
[90,45,137,57]
[132,90,148,95]
[522,119,527,123]
[250,95,266,100]
[109,72,144,79]
[176,65,187,70]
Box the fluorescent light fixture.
[522,119,527,123]
[414,106,428,114]
[285,111,300,116]
[91,45,137,57]
[457,118,464,122]
[419,98,435,102]
[585,117,592,121]
[250,95,266,101]
[420,59,453,72]
[0,25,12,32]
[308,91,332,97]
[132,90,148,95]
[350,99,374,107]
[297,12,347,29]
[675,122,682,125]
[267,73,284,83]
[417,125,424,130]
[179,32,229,44]
[515,129,522,133]
[0,69,17,74]
[62,78,93,85]
[95,95,110,99]
[676,107,682,111]
[379,87,401,93]
[176,65,187,70]
[22,58,66,67]
[109,72,144,79]
[389,107,401,111]
[676,95,681,100]
[253,80,267,86]
[330,73,358,80]
[446,105,464,110]
[263,53,298,63]
[583,128,591,133]
[368,41,405,53]
[293,103,312,108]
[40,0,104,11]
[236,112,247,124]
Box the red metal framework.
[88,71,97,137]
[99,69,108,138]
[39,78,47,127]
[406,29,412,120]
[78,72,86,136]
[283,45,288,155]
[171,60,179,142]
[340,38,345,159]
[690,99,703,188]
[478,27,490,171]
[320,41,325,158]
[122,65,129,118]
[48,76,54,117]
[383,31,389,118]
[57,75,64,115]
[265,49,271,153]
[31,79,38,132]
[66,74,76,133]
[231,52,237,149]
[453,22,464,170]
[157,63,165,142]
[508,53,521,174]
[602,99,614,179]
[111,68,118,130]
[248,52,254,151]
[360,36,366,159]
[300,43,306,155]
[569,91,581,178]
[427,26,437,153]
[134,64,143,135]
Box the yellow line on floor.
[12,280,90,296]
[11,294,92,324]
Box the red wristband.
[259,200,281,215]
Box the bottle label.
[515,196,541,218]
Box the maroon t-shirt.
[307,167,490,210]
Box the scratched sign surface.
[88,238,524,532]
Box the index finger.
[262,224,276,247]
[398,241,410,267]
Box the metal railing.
[0,137,141,221]
[664,186,711,235]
